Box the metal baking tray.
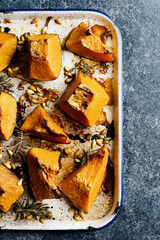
[0,10,122,230]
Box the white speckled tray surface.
[0,10,122,230]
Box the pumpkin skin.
[21,106,70,143]
[0,32,17,72]
[27,148,60,201]
[27,34,62,81]
[0,165,24,213]
[59,72,109,127]
[59,145,109,213]
[66,22,115,62]
[0,92,17,141]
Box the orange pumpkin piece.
[59,145,109,213]
[0,91,17,141]
[66,22,115,62]
[21,106,70,143]
[59,72,109,127]
[103,78,113,106]
[27,34,62,81]
[0,164,24,213]
[27,148,61,201]
[0,32,17,72]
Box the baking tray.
[0,10,123,230]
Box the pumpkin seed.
[41,26,47,34]
[51,98,56,102]
[26,214,33,220]
[4,161,12,169]
[55,19,62,25]
[30,98,40,104]
[10,162,16,170]
[41,140,46,143]
[27,89,35,95]
[74,151,83,159]
[39,218,44,224]
[37,92,43,97]
[7,67,13,75]
[13,66,20,72]
[78,210,84,219]
[36,86,42,93]
[20,35,25,41]
[24,32,30,38]
[7,149,13,156]
[91,139,96,149]
[18,40,24,45]
[104,137,110,141]
[68,207,74,213]
[19,95,25,103]
[64,66,70,72]
[100,129,107,135]
[64,71,72,77]
[41,102,46,108]
[96,139,103,146]
[98,134,104,139]
[4,18,12,23]
[65,148,72,155]
[74,215,83,221]
[65,78,73,84]
[46,100,50,107]
[0,26,4,32]
[74,158,81,163]
[0,153,3,160]
[17,178,23,186]
[29,85,37,92]
[32,94,39,100]
[30,18,38,24]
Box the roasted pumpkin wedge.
[66,22,115,62]
[0,32,17,72]
[27,148,61,201]
[0,164,24,213]
[21,106,70,143]
[59,72,109,126]
[27,34,62,81]
[59,145,109,213]
[0,91,17,141]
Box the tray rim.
[0,9,123,231]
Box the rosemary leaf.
[12,200,53,221]
[0,74,14,93]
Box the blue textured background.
[0,0,160,239]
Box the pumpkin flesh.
[0,165,24,213]
[59,145,109,213]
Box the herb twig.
[0,74,14,93]
[12,199,53,221]
[81,147,97,166]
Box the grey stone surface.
[0,0,160,239]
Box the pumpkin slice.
[27,148,61,200]
[59,145,109,213]
[0,164,24,213]
[27,34,62,81]
[59,72,109,126]
[21,106,70,143]
[0,91,17,140]
[66,22,115,62]
[0,32,17,72]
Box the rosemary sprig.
[12,199,53,221]
[77,57,99,76]
[81,147,97,166]
[0,74,14,93]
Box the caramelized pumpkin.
[59,72,109,126]
[21,106,70,143]
[0,165,24,213]
[66,22,115,62]
[27,34,62,81]
[0,32,17,72]
[59,145,109,213]
[27,148,61,200]
[0,91,17,140]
